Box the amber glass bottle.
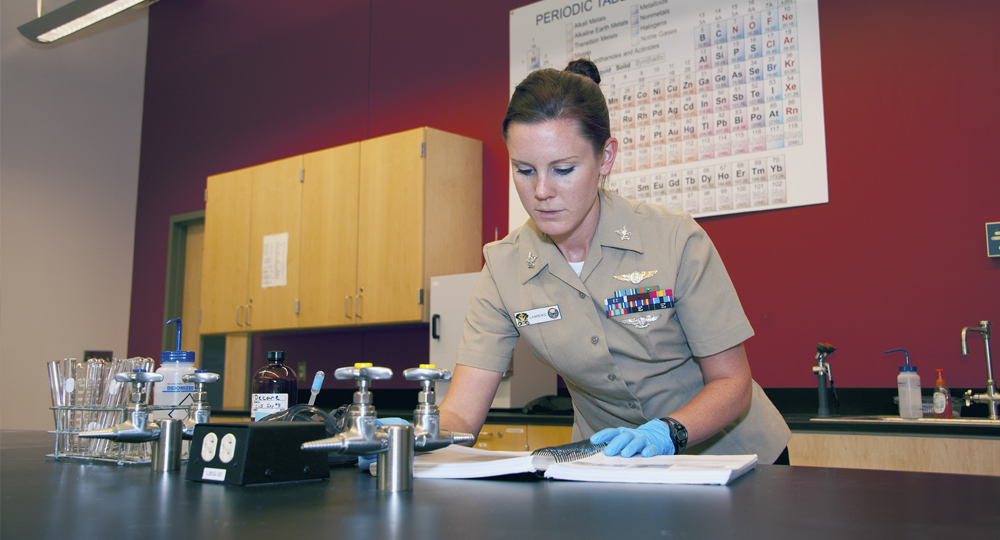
[251,351,298,421]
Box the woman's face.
[507,118,617,249]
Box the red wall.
[129,0,999,390]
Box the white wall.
[0,2,148,430]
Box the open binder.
[371,441,757,485]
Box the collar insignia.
[615,226,631,241]
[525,252,537,269]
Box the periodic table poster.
[507,0,828,228]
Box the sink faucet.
[961,320,998,420]
[403,365,475,451]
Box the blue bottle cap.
[899,365,917,372]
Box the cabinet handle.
[236,305,244,327]
[432,314,441,339]
[355,294,362,319]
[345,296,353,319]
[245,304,252,327]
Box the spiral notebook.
[376,441,757,485]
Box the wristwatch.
[659,417,688,454]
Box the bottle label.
[933,391,948,414]
[251,393,289,421]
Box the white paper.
[393,445,757,485]
[261,232,288,288]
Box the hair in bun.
[564,59,601,85]
[503,60,610,156]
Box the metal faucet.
[812,343,838,418]
[300,363,393,455]
[181,371,220,439]
[300,363,475,492]
[79,370,163,443]
[79,369,185,471]
[403,365,475,451]
[961,321,999,420]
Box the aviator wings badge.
[614,270,657,284]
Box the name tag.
[514,305,562,327]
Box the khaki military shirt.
[457,190,790,462]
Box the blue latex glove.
[357,417,411,470]
[590,419,676,458]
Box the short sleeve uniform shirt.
[457,190,790,462]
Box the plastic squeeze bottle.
[883,348,922,419]
[153,317,197,420]
[933,369,953,419]
[251,351,298,421]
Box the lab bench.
[214,405,1000,474]
[2,430,997,540]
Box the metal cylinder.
[376,424,414,492]
[152,419,183,472]
[817,372,830,418]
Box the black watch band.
[659,417,688,454]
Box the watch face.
[662,417,687,451]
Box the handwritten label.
[251,393,289,421]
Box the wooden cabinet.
[200,166,252,334]
[353,127,482,325]
[200,156,303,333]
[788,432,1000,476]
[299,143,361,327]
[200,127,482,334]
[475,424,573,452]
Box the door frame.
[162,210,205,352]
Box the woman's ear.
[599,137,618,175]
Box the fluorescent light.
[18,0,149,44]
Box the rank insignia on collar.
[619,314,660,329]
[614,226,631,241]
[614,270,657,284]
[525,252,537,269]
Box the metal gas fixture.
[78,369,183,471]
[961,321,998,420]
[301,363,394,456]
[404,364,476,452]
[812,343,839,418]
[182,370,220,439]
[80,369,163,443]
[300,363,474,491]
[79,369,221,470]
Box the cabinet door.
[476,424,528,452]
[357,128,426,324]
[201,167,253,334]
[527,425,573,451]
[300,143,361,327]
[246,155,303,331]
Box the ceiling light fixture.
[18,0,154,44]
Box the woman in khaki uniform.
[438,60,790,464]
